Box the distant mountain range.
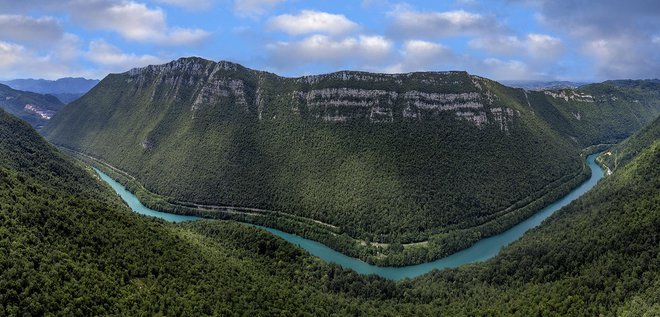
[0,77,100,104]
[502,80,590,91]
[0,84,64,129]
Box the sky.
[0,0,658,81]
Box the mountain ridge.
[1,77,100,104]
[0,84,64,128]
[43,57,660,265]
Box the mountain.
[0,108,388,315]
[1,77,100,104]
[42,57,660,266]
[4,107,659,315]
[534,80,660,145]
[599,114,660,173]
[0,84,64,129]
[410,118,660,315]
[502,80,589,91]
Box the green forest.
[2,99,659,315]
[599,114,660,172]
[42,59,660,265]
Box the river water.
[94,153,603,280]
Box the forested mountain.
[42,57,660,265]
[0,108,383,315]
[3,108,659,315]
[0,84,64,128]
[533,79,660,145]
[599,114,660,172]
[409,119,660,315]
[1,77,100,104]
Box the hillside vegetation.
[599,115,660,172]
[529,79,660,145]
[0,84,64,128]
[3,108,659,315]
[42,58,660,265]
[0,108,392,315]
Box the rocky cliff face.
[121,58,520,131]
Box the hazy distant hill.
[1,77,99,104]
[43,57,660,265]
[0,84,64,129]
[502,80,589,91]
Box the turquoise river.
[94,153,604,280]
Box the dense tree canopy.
[3,103,660,315]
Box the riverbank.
[62,145,598,267]
[92,152,604,280]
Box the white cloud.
[85,40,164,71]
[526,33,563,58]
[578,34,659,79]
[0,41,25,69]
[512,0,660,79]
[0,1,211,45]
[0,15,64,47]
[469,36,520,55]
[481,58,533,80]
[582,36,658,79]
[234,0,286,17]
[268,10,359,36]
[390,8,503,38]
[71,1,210,45]
[167,28,213,45]
[403,40,452,59]
[0,35,167,79]
[268,34,393,67]
[386,40,455,73]
[153,0,212,10]
[0,39,88,80]
[469,33,564,60]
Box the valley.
[93,152,604,280]
[2,1,659,315]
[43,58,660,266]
[1,105,657,315]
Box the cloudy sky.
[0,0,658,81]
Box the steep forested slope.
[0,109,395,315]
[407,125,660,315]
[43,58,660,265]
[599,114,660,172]
[4,109,659,315]
[0,84,64,128]
[527,79,660,145]
[42,58,591,263]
